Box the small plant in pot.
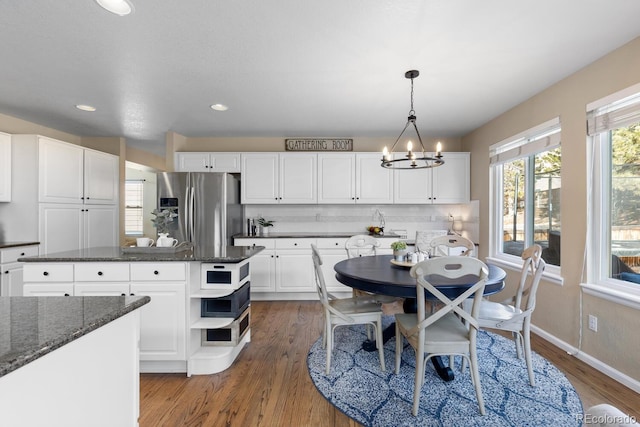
[390,241,408,261]
[256,217,275,235]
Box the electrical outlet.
[588,315,598,332]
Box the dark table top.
[334,255,506,299]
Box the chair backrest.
[429,235,475,257]
[515,244,546,313]
[345,234,380,258]
[311,244,330,305]
[414,230,447,254]
[409,257,488,334]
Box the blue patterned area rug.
[307,318,583,426]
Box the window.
[125,180,144,236]
[489,118,562,269]
[587,88,640,297]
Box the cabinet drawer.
[235,238,275,249]
[275,238,316,250]
[75,263,130,282]
[315,238,348,250]
[1,245,39,264]
[23,264,74,282]
[130,263,186,281]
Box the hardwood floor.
[140,301,640,426]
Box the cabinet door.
[0,132,11,202]
[1,263,24,296]
[317,153,356,203]
[241,153,279,204]
[279,153,317,203]
[247,250,276,292]
[38,137,84,204]
[175,153,210,172]
[393,153,432,204]
[83,149,119,204]
[209,153,241,172]
[22,283,73,296]
[432,152,470,204]
[39,204,83,255]
[84,205,118,249]
[130,282,186,361]
[356,154,394,203]
[275,249,315,292]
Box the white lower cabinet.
[235,238,316,298]
[0,245,39,296]
[22,261,187,372]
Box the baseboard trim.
[531,325,640,394]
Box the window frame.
[584,85,640,308]
[488,118,563,284]
[124,179,145,237]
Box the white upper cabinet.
[318,153,393,204]
[393,152,470,204]
[38,136,118,205]
[0,132,11,202]
[241,153,317,204]
[175,152,241,172]
[84,149,119,204]
[38,137,84,204]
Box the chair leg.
[375,319,385,372]
[395,322,402,374]
[469,350,486,415]
[413,349,425,416]
[513,331,523,359]
[523,326,535,386]
[325,323,333,375]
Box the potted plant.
[256,217,275,235]
[150,209,178,236]
[390,241,408,261]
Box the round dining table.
[333,254,506,381]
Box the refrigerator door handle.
[184,180,191,242]
[189,186,196,242]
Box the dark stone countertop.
[0,295,150,377]
[233,232,401,239]
[0,241,39,250]
[17,245,264,263]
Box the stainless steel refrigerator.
[156,172,244,248]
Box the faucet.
[374,209,386,229]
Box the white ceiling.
[1,0,640,156]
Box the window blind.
[489,127,561,166]
[587,92,640,135]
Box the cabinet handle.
[64,293,70,297]
[81,197,84,200]
[335,243,338,246]
[270,255,274,258]
[3,271,8,274]
[86,197,90,200]
[275,197,278,200]
[276,255,279,258]
[98,271,103,276]
[294,243,298,246]
[43,271,49,276]
[279,197,282,200]
[130,293,135,296]
[20,252,25,256]
[154,270,159,275]
[121,293,126,296]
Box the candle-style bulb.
[382,146,389,161]
[436,142,442,155]
[407,141,413,152]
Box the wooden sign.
[285,139,353,151]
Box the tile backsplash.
[245,201,479,243]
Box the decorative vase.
[261,226,270,236]
[393,249,407,262]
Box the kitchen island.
[18,245,264,376]
[0,295,150,427]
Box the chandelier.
[381,70,444,169]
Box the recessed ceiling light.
[95,0,134,16]
[76,104,97,112]
[210,104,229,111]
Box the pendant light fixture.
[381,70,444,169]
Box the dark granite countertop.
[0,295,150,377]
[0,241,39,250]
[17,245,264,263]
[234,232,402,239]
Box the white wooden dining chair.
[395,256,488,416]
[345,234,399,311]
[414,230,447,255]
[478,244,545,386]
[429,234,475,257]
[311,244,386,375]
